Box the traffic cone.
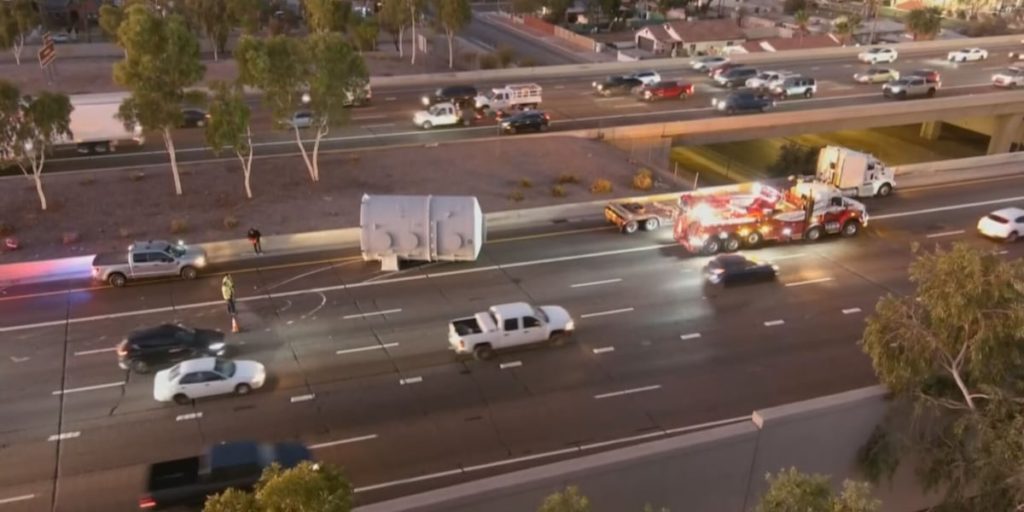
[231,316,241,333]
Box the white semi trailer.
[63,92,145,154]
[359,194,485,271]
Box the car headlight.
[194,256,207,267]
[565,320,575,331]
[592,81,598,87]
[208,342,226,351]
[421,96,429,106]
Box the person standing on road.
[247,227,262,255]
[222,274,236,316]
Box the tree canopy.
[861,243,1024,510]
[434,0,471,69]
[905,7,943,40]
[205,81,255,199]
[0,0,39,65]
[204,461,353,512]
[0,82,73,211]
[757,468,879,512]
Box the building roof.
[740,34,842,52]
[638,18,746,43]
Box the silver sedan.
[853,68,899,84]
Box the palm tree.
[905,6,943,40]
[794,9,810,43]
[833,13,861,45]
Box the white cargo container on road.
[359,194,485,271]
[63,92,145,154]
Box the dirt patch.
[0,137,652,263]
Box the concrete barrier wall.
[355,386,940,512]
[554,25,598,52]
[522,15,557,35]
[894,151,1024,175]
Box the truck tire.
[876,183,893,197]
[235,383,252,395]
[473,344,495,361]
[180,266,198,280]
[173,393,190,405]
[803,89,813,98]
[744,231,763,247]
[623,221,639,234]
[841,220,860,237]
[723,236,741,252]
[422,121,433,130]
[643,218,660,231]
[109,273,128,287]
[805,226,823,241]
[702,238,721,255]
[926,88,936,98]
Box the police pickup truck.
[92,240,207,287]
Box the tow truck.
[673,181,868,254]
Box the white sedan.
[858,47,898,64]
[977,207,1024,242]
[628,70,662,86]
[690,56,729,71]
[154,357,267,404]
[948,47,988,62]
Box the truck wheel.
[108,273,127,287]
[549,331,568,346]
[643,218,660,231]
[131,359,149,374]
[473,344,495,361]
[723,236,741,252]
[744,231,763,247]
[876,183,893,197]
[803,89,813,98]
[623,221,639,234]
[180,266,198,280]
[898,91,907,100]
[173,394,190,405]
[926,88,936,97]
[702,238,721,255]
[841,221,860,237]
[422,121,433,130]
[235,383,252,395]
[805,226,823,241]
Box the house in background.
[634,18,746,56]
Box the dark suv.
[714,67,758,88]
[712,91,776,115]
[421,85,478,107]
[117,324,227,373]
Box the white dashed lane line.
[52,381,123,395]
[594,384,662,400]
[842,307,862,315]
[680,332,701,340]
[0,494,35,505]
[592,346,615,354]
[764,319,786,327]
[176,412,203,422]
[785,277,834,287]
[47,432,80,442]
[342,308,403,320]
[336,342,399,355]
[73,347,117,356]
[570,278,623,288]
[400,376,423,385]
[309,434,379,450]
[925,230,966,238]
[580,307,634,319]
[290,394,316,403]
[499,361,522,369]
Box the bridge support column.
[919,121,943,141]
[987,114,1024,155]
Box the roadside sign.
[42,31,53,46]
[38,31,56,68]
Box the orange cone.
[231,317,241,333]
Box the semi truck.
[816,146,894,198]
[474,83,542,113]
[63,92,145,154]
[138,441,311,509]
[359,194,484,271]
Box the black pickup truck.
[138,441,310,509]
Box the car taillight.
[117,341,128,357]
[543,113,550,120]
[139,496,156,509]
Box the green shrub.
[590,178,613,194]
[556,173,580,185]
[633,168,654,191]
[519,178,533,188]
[551,185,567,197]
[509,189,525,202]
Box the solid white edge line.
[842,307,863,314]
[355,469,465,493]
[0,494,35,505]
[73,347,117,356]
[342,308,403,320]
[785,277,834,287]
[594,384,662,400]
[290,394,316,403]
[52,381,123,395]
[580,307,634,319]
[592,346,615,354]
[925,229,966,238]
[764,320,785,326]
[400,376,423,385]
[873,195,1024,220]
[680,333,702,340]
[309,434,379,450]
[336,342,400,355]
[570,278,623,288]
[499,361,523,369]
[461,447,581,472]
[47,431,80,442]
[769,253,806,261]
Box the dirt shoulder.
[0,137,658,264]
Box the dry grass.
[551,185,567,197]
[632,168,654,191]
[590,178,613,194]
[509,189,525,202]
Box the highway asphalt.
[2,173,1024,511]
[36,41,1024,174]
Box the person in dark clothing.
[247,228,262,254]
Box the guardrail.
[2,152,1021,287]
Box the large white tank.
[359,194,485,270]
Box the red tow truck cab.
[639,81,695,101]
[672,181,868,255]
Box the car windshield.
[168,364,181,382]
[869,48,883,53]
[213,358,236,377]
[987,214,1010,224]
[891,79,909,85]
[429,105,445,114]
[533,307,549,323]
[167,244,185,257]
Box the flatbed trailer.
[604,200,682,234]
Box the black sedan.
[593,75,644,96]
[117,324,227,373]
[711,91,776,115]
[703,254,778,286]
[500,111,550,134]
[180,108,209,128]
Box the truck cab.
[92,240,208,287]
[816,145,894,198]
[413,102,470,129]
[448,302,575,360]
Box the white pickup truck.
[448,302,575,360]
[412,102,472,129]
[92,240,208,287]
[474,84,542,113]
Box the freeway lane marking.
[680,332,702,340]
[499,360,523,369]
[785,277,834,287]
[352,414,748,493]
[872,195,1024,220]
[571,278,622,288]
[342,308,403,320]
[843,307,862,314]
[73,347,116,356]
[580,307,634,319]
[594,384,661,399]
[47,431,80,442]
[52,381,123,395]
[309,434,379,450]
[769,252,806,260]
[0,494,34,505]
[290,394,316,403]
[592,346,615,354]
[925,229,966,238]
[400,376,423,385]
[764,319,785,327]
[336,342,400,355]
[176,412,203,421]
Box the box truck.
[64,92,145,154]
[360,194,485,271]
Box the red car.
[638,81,695,101]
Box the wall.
[354,387,942,512]
[522,15,557,35]
[554,25,599,51]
